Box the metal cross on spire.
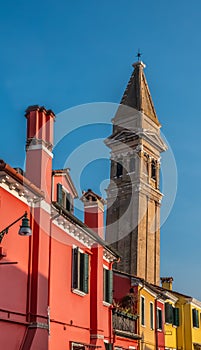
[136,49,142,61]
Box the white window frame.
[150,301,154,330]
[157,307,163,331]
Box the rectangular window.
[71,343,85,350]
[103,268,113,304]
[72,248,89,294]
[165,303,173,324]
[157,308,163,330]
[150,302,154,329]
[192,308,199,328]
[173,307,180,327]
[57,183,74,212]
[141,296,145,326]
[105,344,113,350]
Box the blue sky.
[0,0,201,298]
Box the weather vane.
[136,49,142,61]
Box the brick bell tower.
[105,60,167,285]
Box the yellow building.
[173,292,201,350]
[161,278,201,350]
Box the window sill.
[103,301,111,307]
[72,289,86,297]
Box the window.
[72,248,89,294]
[165,303,179,326]
[192,308,199,328]
[165,303,173,324]
[173,307,179,327]
[157,308,163,330]
[130,157,135,172]
[105,344,113,350]
[103,268,113,304]
[71,343,85,350]
[150,302,154,329]
[151,160,156,180]
[57,183,74,212]
[141,296,145,326]
[116,162,123,178]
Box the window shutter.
[66,193,71,211]
[83,253,89,294]
[103,268,107,302]
[72,248,78,289]
[57,183,63,205]
[107,269,113,304]
[141,297,145,326]
[150,303,154,329]
[194,309,199,328]
[165,303,173,324]
[70,195,74,213]
[173,307,179,326]
[192,308,199,327]
[105,344,113,350]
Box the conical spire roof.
[120,61,160,126]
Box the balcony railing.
[112,309,138,334]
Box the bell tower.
[105,61,167,285]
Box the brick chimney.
[81,189,105,238]
[25,105,55,202]
[160,277,174,291]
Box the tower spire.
[120,60,160,126]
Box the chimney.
[81,189,105,238]
[160,277,174,291]
[25,105,55,202]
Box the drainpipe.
[137,283,145,350]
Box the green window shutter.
[196,310,199,328]
[192,308,199,327]
[66,193,71,211]
[173,307,180,326]
[105,344,113,350]
[107,269,113,304]
[57,183,63,205]
[165,303,173,324]
[83,253,89,294]
[79,253,89,294]
[193,309,197,327]
[103,269,113,303]
[72,248,78,289]
[141,297,145,326]
[103,268,107,301]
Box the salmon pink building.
[0,105,142,349]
